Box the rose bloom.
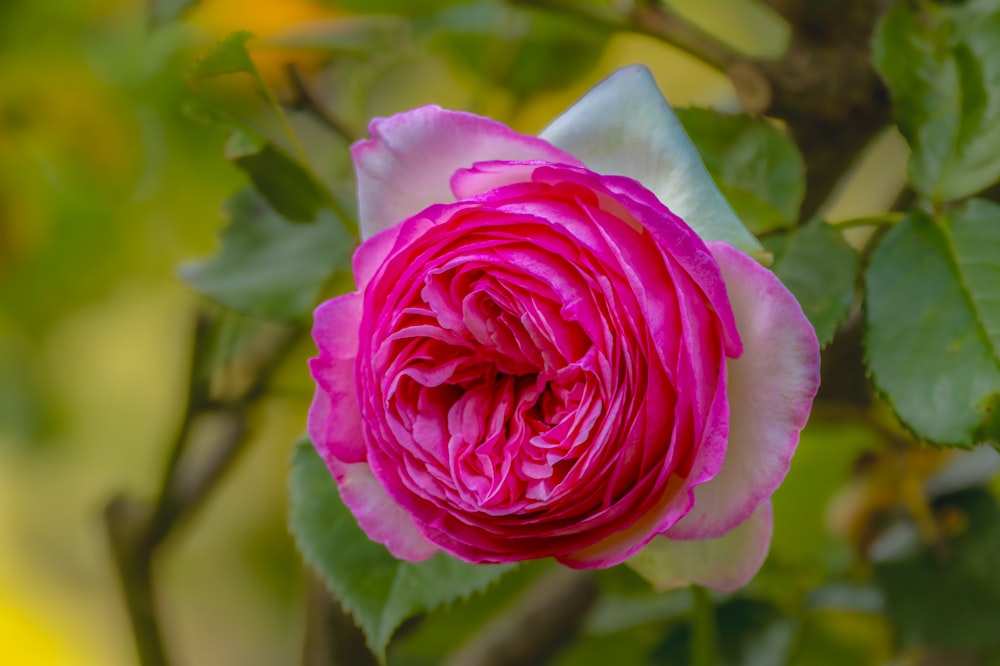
[309,66,819,592]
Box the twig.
[507,0,741,72]
[690,585,718,666]
[104,312,305,666]
[444,567,598,666]
[287,64,361,144]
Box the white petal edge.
[628,500,774,593]
[666,242,819,540]
[539,65,766,261]
[351,105,581,240]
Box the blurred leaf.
[786,609,891,666]
[149,0,199,24]
[874,489,1000,650]
[189,30,259,82]
[179,189,352,320]
[225,131,335,223]
[648,597,796,666]
[429,3,610,97]
[873,0,1000,202]
[317,0,464,15]
[677,108,805,234]
[288,441,515,661]
[865,201,1000,447]
[265,16,411,55]
[763,219,858,348]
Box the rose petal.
[539,65,764,260]
[666,243,819,540]
[628,500,774,593]
[327,458,439,562]
[310,292,366,463]
[351,105,581,240]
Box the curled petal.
[628,500,774,593]
[352,106,581,240]
[666,243,819,540]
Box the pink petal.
[666,243,819,540]
[327,458,439,562]
[351,105,581,240]
[310,292,366,463]
[627,500,774,593]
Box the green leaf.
[288,440,515,661]
[676,108,805,234]
[430,2,610,97]
[874,489,1000,650]
[179,189,352,320]
[225,131,336,223]
[865,201,1000,447]
[764,219,859,348]
[189,30,259,83]
[265,16,411,56]
[540,65,766,261]
[873,1,1000,202]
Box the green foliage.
[189,30,259,82]
[874,489,1000,650]
[429,2,611,96]
[865,203,1000,447]
[265,16,411,56]
[874,0,1000,202]
[764,219,859,348]
[225,131,337,223]
[148,0,199,24]
[179,189,352,321]
[677,108,805,234]
[288,441,515,661]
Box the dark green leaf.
[189,30,259,83]
[288,440,515,661]
[225,131,335,223]
[764,219,859,348]
[873,1,1000,202]
[179,189,352,320]
[865,202,1000,446]
[677,108,806,234]
[874,489,1000,650]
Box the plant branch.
[286,64,361,144]
[104,312,304,666]
[507,0,741,72]
[516,0,895,223]
[444,567,598,666]
[690,585,718,666]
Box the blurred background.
[1,0,996,664]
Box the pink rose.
[309,66,819,592]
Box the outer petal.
[309,292,439,561]
[351,105,581,239]
[539,65,765,260]
[327,460,439,562]
[666,243,819,540]
[628,500,774,593]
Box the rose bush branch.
[444,568,598,666]
[515,0,895,222]
[105,311,304,666]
